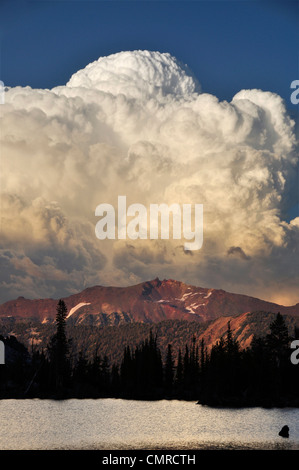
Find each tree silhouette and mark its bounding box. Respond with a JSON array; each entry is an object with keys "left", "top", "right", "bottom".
[
  {"left": 266, "top": 312, "right": 290, "bottom": 365},
  {"left": 3, "top": 309, "right": 299, "bottom": 405},
  {"left": 175, "top": 348, "right": 184, "bottom": 391},
  {"left": 48, "top": 299, "right": 70, "bottom": 393},
  {"left": 164, "top": 344, "right": 174, "bottom": 391}
]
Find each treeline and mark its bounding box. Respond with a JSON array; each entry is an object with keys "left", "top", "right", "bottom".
[
  {"left": 0, "top": 317, "right": 209, "bottom": 367},
  {"left": 1, "top": 300, "right": 299, "bottom": 406},
  {"left": 198, "top": 315, "right": 299, "bottom": 407}
]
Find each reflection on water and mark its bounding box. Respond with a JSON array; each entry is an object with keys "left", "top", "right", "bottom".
[{"left": 0, "top": 399, "right": 298, "bottom": 450}]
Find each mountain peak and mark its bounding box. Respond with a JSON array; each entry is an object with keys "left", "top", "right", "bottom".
[{"left": 0, "top": 279, "right": 298, "bottom": 325}]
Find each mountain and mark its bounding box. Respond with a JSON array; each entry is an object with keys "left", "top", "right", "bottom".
[{"left": 0, "top": 277, "right": 298, "bottom": 325}]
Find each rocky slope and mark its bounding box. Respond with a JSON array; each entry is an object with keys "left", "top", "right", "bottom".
[{"left": 0, "top": 278, "right": 298, "bottom": 325}]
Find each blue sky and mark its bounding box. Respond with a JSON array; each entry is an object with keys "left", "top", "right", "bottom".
[{"left": 0, "top": 0, "right": 298, "bottom": 105}]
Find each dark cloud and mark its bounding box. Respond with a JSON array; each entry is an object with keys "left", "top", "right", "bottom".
[{"left": 227, "top": 246, "right": 251, "bottom": 261}]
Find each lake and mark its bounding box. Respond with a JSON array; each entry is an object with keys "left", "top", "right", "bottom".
[{"left": 0, "top": 399, "right": 298, "bottom": 450}]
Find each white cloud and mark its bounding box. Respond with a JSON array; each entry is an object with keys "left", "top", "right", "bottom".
[
  {"left": 0, "top": 50, "right": 298, "bottom": 304},
  {"left": 66, "top": 50, "right": 200, "bottom": 100}
]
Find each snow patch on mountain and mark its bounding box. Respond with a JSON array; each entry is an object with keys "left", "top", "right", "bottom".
[
  {"left": 67, "top": 302, "right": 91, "bottom": 318},
  {"left": 204, "top": 291, "right": 213, "bottom": 299}
]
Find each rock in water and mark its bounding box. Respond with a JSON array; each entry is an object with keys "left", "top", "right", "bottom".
[{"left": 278, "top": 425, "right": 289, "bottom": 438}]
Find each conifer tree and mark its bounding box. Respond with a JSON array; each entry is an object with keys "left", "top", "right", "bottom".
[
  {"left": 175, "top": 348, "right": 184, "bottom": 388},
  {"left": 48, "top": 299, "right": 70, "bottom": 392},
  {"left": 164, "top": 344, "right": 174, "bottom": 390},
  {"left": 200, "top": 338, "right": 206, "bottom": 371},
  {"left": 266, "top": 312, "right": 290, "bottom": 361}
]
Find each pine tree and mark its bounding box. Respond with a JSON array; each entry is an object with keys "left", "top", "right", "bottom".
[
  {"left": 73, "top": 350, "right": 88, "bottom": 384},
  {"left": 48, "top": 299, "right": 70, "bottom": 393},
  {"left": 90, "top": 349, "right": 102, "bottom": 390},
  {"left": 101, "top": 355, "right": 110, "bottom": 392},
  {"left": 120, "top": 346, "right": 133, "bottom": 393},
  {"left": 164, "top": 344, "right": 174, "bottom": 390},
  {"left": 175, "top": 348, "right": 183, "bottom": 388},
  {"left": 111, "top": 364, "right": 120, "bottom": 395},
  {"left": 200, "top": 338, "right": 206, "bottom": 371},
  {"left": 266, "top": 312, "right": 291, "bottom": 394},
  {"left": 225, "top": 321, "right": 239, "bottom": 357},
  {"left": 266, "top": 312, "right": 290, "bottom": 357}
]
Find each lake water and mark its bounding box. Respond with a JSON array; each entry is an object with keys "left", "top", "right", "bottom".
[{"left": 0, "top": 399, "right": 298, "bottom": 450}]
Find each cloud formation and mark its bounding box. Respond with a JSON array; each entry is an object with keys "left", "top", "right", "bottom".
[
  {"left": 1, "top": 50, "right": 298, "bottom": 304},
  {"left": 227, "top": 246, "right": 251, "bottom": 261}
]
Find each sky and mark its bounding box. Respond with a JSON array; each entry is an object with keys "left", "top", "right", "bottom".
[
  {"left": 1, "top": 1, "right": 298, "bottom": 104},
  {"left": 0, "top": 0, "right": 298, "bottom": 305}
]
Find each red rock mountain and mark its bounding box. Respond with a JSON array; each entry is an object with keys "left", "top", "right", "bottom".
[{"left": 1, "top": 278, "right": 298, "bottom": 324}]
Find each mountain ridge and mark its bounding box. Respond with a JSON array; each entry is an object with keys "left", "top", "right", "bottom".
[{"left": 1, "top": 277, "right": 298, "bottom": 325}]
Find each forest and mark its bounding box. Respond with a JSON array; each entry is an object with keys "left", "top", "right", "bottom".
[{"left": 0, "top": 299, "right": 299, "bottom": 407}]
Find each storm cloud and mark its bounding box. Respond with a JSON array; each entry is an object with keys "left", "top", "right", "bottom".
[{"left": 1, "top": 50, "right": 298, "bottom": 304}]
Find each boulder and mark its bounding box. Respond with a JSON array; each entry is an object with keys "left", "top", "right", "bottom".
[{"left": 278, "top": 425, "right": 289, "bottom": 438}]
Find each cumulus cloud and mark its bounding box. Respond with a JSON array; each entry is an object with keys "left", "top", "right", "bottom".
[
  {"left": 67, "top": 50, "right": 200, "bottom": 100},
  {"left": 0, "top": 50, "right": 298, "bottom": 304}
]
